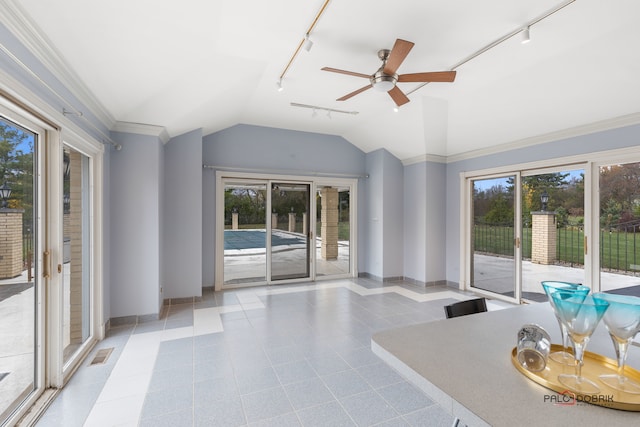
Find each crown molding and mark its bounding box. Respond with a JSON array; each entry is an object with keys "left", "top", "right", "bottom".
[
  {"left": 112, "top": 121, "right": 170, "bottom": 144},
  {"left": 0, "top": 0, "right": 115, "bottom": 129},
  {"left": 446, "top": 112, "right": 640, "bottom": 164},
  {"left": 402, "top": 153, "right": 447, "bottom": 166}
]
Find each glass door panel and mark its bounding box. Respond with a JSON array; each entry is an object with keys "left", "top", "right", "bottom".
[
  {"left": 0, "top": 117, "right": 39, "bottom": 424},
  {"left": 471, "top": 176, "right": 516, "bottom": 297},
  {"left": 62, "top": 146, "right": 92, "bottom": 367},
  {"left": 315, "top": 185, "right": 350, "bottom": 277},
  {"left": 598, "top": 162, "right": 640, "bottom": 296},
  {"left": 223, "top": 182, "right": 267, "bottom": 285},
  {"left": 521, "top": 169, "right": 585, "bottom": 301},
  {"left": 270, "top": 182, "right": 310, "bottom": 281}
]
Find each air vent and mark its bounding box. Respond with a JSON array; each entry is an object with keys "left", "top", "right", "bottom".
[{"left": 89, "top": 348, "right": 114, "bottom": 366}]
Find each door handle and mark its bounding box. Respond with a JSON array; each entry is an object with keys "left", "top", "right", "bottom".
[
  {"left": 584, "top": 236, "right": 588, "bottom": 255},
  {"left": 43, "top": 250, "right": 50, "bottom": 279}
]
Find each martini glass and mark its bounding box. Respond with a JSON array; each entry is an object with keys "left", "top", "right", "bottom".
[
  {"left": 592, "top": 292, "right": 640, "bottom": 394},
  {"left": 541, "top": 281, "right": 590, "bottom": 364},
  {"left": 552, "top": 292, "right": 609, "bottom": 394}
]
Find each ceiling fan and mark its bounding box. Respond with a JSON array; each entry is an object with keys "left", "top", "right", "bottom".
[{"left": 322, "top": 38, "right": 456, "bottom": 107}]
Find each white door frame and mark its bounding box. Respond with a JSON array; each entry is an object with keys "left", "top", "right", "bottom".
[{"left": 215, "top": 170, "right": 357, "bottom": 290}]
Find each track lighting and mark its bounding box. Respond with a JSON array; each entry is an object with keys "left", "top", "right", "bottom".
[
  {"left": 276, "top": 78, "right": 284, "bottom": 92},
  {"left": 303, "top": 33, "right": 314, "bottom": 52},
  {"left": 290, "top": 102, "right": 359, "bottom": 117},
  {"left": 521, "top": 26, "right": 531, "bottom": 44}
]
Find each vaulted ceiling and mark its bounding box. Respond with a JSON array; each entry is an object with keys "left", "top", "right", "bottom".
[{"left": 3, "top": 0, "right": 640, "bottom": 161}]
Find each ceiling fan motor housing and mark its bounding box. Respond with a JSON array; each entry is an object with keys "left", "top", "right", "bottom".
[
  {"left": 371, "top": 49, "right": 397, "bottom": 92},
  {"left": 370, "top": 68, "right": 398, "bottom": 92}
]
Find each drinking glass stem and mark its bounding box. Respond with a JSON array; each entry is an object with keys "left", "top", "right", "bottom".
[
  {"left": 561, "top": 323, "right": 570, "bottom": 351},
  {"left": 573, "top": 342, "right": 585, "bottom": 381},
  {"left": 555, "top": 316, "right": 569, "bottom": 352},
  {"left": 611, "top": 336, "right": 630, "bottom": 382}
]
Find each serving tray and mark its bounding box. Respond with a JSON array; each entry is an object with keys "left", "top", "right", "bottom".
[{"left": 511, "top": 344, "right": 640, "bottom": 411}]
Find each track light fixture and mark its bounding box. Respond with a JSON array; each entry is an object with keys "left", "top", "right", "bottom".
[
  {"left": 276, "top": 78, "right": 284, "bottom": 92},
  {"left": 521, "top": 26, "right": 531, "bottom": 44},
  {"left": 303, "top": 33, "right": 314, "bottom": 52},
  {"left": 290, "top": 102, "right": 358, "bottom": 118}
]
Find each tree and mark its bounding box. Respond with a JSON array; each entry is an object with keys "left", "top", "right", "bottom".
[
  {"left": 0, "top": 120, "right": 34, "bottom": 228},
  {"left": 484, "top": 193, "right": 513, "bottom": 224},
  {"left": 599, "top": 164, "right": 640, "bottom": 224}
]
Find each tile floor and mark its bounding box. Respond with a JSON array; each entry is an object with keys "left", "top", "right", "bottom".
[{"left": 36, "top": 278, "right": 495, "bottom": 427}]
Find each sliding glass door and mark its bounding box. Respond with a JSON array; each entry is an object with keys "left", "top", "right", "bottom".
[
  {"left": 315, "top": 184, "right": 351, "bottom": 277},
  {"left": 222, "top": 179, "right": 310, "bottom": 285},
  {"left": 0, "top": 113, "right": 42, "bottom": 425},
  {"left": 218, "top": 174, "right": 356, "bottom": 288},
  {"left": 470, "top": 175, "right": 517, "bottom": 299},
  {"left": 597, "top": 161, "right": 640, "bottom": 296},
  {"left": 61, "top": 145, "right": 93, "bottom": 368},
  {"left": 270, "top": 182, "right": 310, "bottom": 281},
  {"left": 521, "top": 168, "right": 585, "bottom": 301},
  {"left": 465, "top": 165, "right": 587, "bottom": 303}
]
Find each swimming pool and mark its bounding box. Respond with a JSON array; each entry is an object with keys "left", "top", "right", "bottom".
[{"left": 224, "top": 229, "right": 305, "bottom": 250}]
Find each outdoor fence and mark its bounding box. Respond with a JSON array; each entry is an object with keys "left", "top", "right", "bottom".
[{"left": 474, "top": 219, "right": 640, "bottom": 276}]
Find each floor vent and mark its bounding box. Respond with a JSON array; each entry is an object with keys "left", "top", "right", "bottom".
[{"left": 89, "top": 348, "right": 114, "bottom": 366}]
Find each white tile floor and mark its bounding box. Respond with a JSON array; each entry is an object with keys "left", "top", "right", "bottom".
[{"left": 36, "top": 278, "right": 503, "bottom": 427}]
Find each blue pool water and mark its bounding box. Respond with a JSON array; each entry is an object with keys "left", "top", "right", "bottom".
[{"left": 224, "top": 230, "right": 304, "bottom": 250}]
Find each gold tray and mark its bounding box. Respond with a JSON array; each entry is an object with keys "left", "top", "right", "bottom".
[{"left": 511, "top": 344, "right": 640, "bottom": 411}]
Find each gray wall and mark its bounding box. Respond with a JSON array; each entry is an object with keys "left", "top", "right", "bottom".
[
  {"left": 163, "top": 129, "right": 203, "bottom": 299},
  {"left": 364, "top": 149, "right": 405, "bottom": 279},
  {"left": 403, "top": 162, "right": 426, "bottom": 283},
  {"left": 445, "top": 123, "right": 640, "bottom": 284},
  {"left": 202, "top": 124, "right": 368, "bottom": 285},
  {"left": 425, "top": 161, "right": 447, "bottom": 283},
  {"left": 403, "top": 161, "right": 447, "bottom": 284},
  {"left": 382, "top": 150, "right": 404, "bottom": 278},
  {"left": 109, "top": 132, "right": 164, "bottom": 318}
]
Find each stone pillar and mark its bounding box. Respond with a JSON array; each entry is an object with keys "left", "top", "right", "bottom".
[
  {"left": 532, "top": 211, "right": 556, "bottom": 265},
  {"left": 302, "top": 213, "right": 308, "bottom": 237},
  {"left": 0, "top": 208, "right": 24, "bottom": 279},
  {"left": 288, "top": 212, "right": 296, "bottom": 232},
  {"left": 68, "top": 150, "right": 83, "bottom": 344},
  {"left": 321, "top": 187, "right": 339, "bottom": 260},
  {"left": 232, "top": 212, "right": 239, "bottom": 230},
  {"left": 271, "top": 213, "right": 278, "bottom": 230}
]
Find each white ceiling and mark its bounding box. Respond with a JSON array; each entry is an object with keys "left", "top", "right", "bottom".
[{"left": 5, "top": 0, "right": 640, "bottom": 161}]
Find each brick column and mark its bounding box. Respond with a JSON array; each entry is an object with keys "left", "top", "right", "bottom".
[
  {"left": 320, "top": 187, "right": 338, "bottom": 260},
  {"left": 0, "top": 209, "right": 24, "bottom": 279},
  {"left": 531, "top": 211, "right": 556, "bottom": 265},
  {"left": 288, "top": 212, "right": 296, "bottom": 232},
  {"left": 302, "top": 213, "right": 308, "bottom": 236},
  {"left": 68, "top": 150, "right": 83, "bottom": 345},
  {"left": 232, "top": 211, "right": 239, "bottom": 229}
]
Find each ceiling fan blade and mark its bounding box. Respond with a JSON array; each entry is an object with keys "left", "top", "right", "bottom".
[
  {"left": 337, "top": 84, "right": 373, "bottom": 101},
  {"left": 398, "top": 71, "right": 457, "bottom": 83},
  {"left": 321, "top": 67, "right": 370, "bottom": 79},
  {"left": 388, "top": 86, "right": 410, "bottom": 106},
  {"left": 383, "top": 39, "right": 414, "bottom": 75}
]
